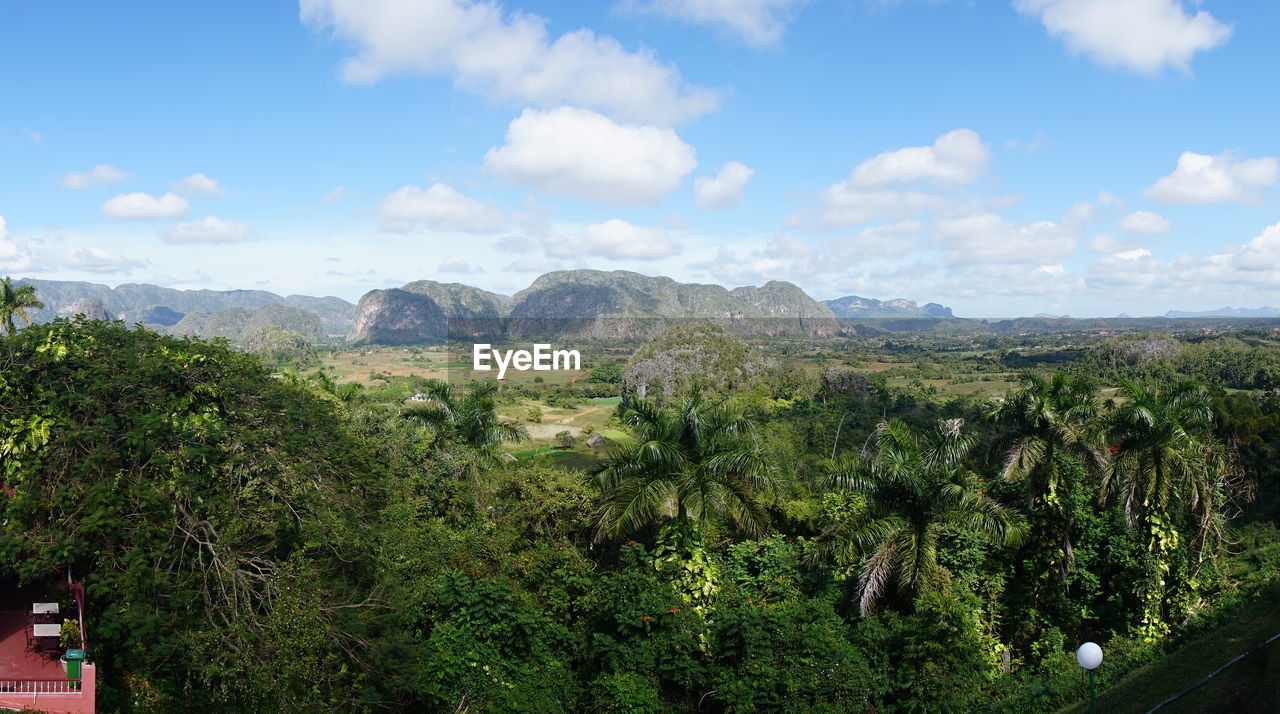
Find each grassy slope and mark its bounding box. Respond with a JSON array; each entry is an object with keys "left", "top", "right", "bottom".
[{"left": 1057, "top": 596, "right": 1280, "bottom": 713}]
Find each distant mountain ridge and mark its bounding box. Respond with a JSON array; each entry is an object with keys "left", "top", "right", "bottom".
[
  {"left": 13, "top": 278, "right": 356, "bottom": 336},
  {"left": 1164, "top": 306, "right": 1280, "bottom": 318},
  {"left": 823, "top": 295, "right": 954, "bottom": 318}
]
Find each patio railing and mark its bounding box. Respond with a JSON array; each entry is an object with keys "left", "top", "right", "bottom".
[{"left": 0, "top": 678, "right": 83, "bottom": 693}]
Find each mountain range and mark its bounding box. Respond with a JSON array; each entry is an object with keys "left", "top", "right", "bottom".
[
  {"left": 23, "top": 274, "right": 1273, "bottom": 347},
  {"left": 1164, "top": 306, "right": 1280, "bottom": 318}
]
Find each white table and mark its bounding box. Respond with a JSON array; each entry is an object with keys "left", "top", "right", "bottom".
[
  {"left": 32, "top": 624, "right": 60, "bottom": 637},
  {"left": 32, "top": 602, "right": 59, "bottom": 615}
]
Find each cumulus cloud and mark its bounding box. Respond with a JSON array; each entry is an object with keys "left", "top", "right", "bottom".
[
  {"left": 935, "top": 212, "right": 1076, "bottom": 266},
  {"left": 542, "top": 219, "right": 680, "bottom": 260},
  {"left": 812, "top": 188, "right": 960, "bottom": 229},
  {"left": 0, "top": 216, "right": 35, "bottom": 271},
  {"left": 162, "top": 216, "right": 252, "bottom": 244},
  {"left": 62, "top": 164, "right": 131, "bottom": 189},
  {"left": 1015, "top": 0, "right": 1232, "bottom": 73},
  {"left": 1087, "top": 223, "right": 1280, "bottom": 296},
  {"left": 490, "top": 235, "right": 537, "bottom": 253},
  {"left": 170, "top": 173, "right": 227, "bottom": 197},
  {"left": 438, "top": 256, "right": 484, "bottom": 274},
  {"left": 504, "top": 257, "right": 562, "bottom": 272},
  {"left": 378, "top": 183, "right": 503, "bottom": 232},
  {"left": 850, "top": 129, "right": 989, "bottom": 187},
  {"left": 694, "top": 161, "right": 754, "bottom": 210},
  {"left": 61, "top": 246, "right": 147, "bottom": 274},
  {"left": 619, "top": 0, "right": 805, "bottom": 46},
  {"left": 485, "top": 107, "right": 697, "bottom": 204},
  {"left": 1144, "top": 151, "right": 1278, "bottom": 204},
  {"left": 1118, "top": 210, "right": 1172, "bottom": 234},
  {"left": 102, "top": 192, "right": 189, "bottom": 219},
  {"left": 324, "top": 186, "right": 346, "bottom": 204},
  {"left": 800, "top": 130, "right": 990, "bottom": 229},
  {"left": 1087, "top": 233, "right": 1141, "bottom": 253},
  {"left": 299, "top": 0, "right": 717, "bottom": 124}
]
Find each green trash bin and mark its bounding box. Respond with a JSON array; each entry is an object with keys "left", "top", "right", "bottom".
[{"left": 65, "top": 648, "right": 85, "bottom": 679}]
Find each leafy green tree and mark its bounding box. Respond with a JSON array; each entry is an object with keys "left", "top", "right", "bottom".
[
  {"left": 0, "top": 319, "right": 386, "bottom": 711},
  {"left": 1103, "top": 380, "right": 1234, "bottom": 638},
  {"left": 812, "top": 418, "right": 1022, "bottom": 614},
  {"left": 0, "top": 276, "right": 44, "bottom": 335},
  {"left": 592, "top": 391, "right": 775, "bottom": 540}
]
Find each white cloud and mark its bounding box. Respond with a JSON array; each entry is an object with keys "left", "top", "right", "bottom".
[
  {"left": 170, "top": 173, "right": 227, "bottom": 197},
  {"left": 504, "top": 257, "right": 561, "bottom": 272},
  {"left": 323, "top": 186, "right": 346, "bottom": 204},
  {"left": 935, "top": 212, "right": 1076, "bottom": 265},
  {"left": 694, "top": 161, "right": 754, "bottom": 210},
  {"left": 62, "top": 164, "right": 131, "bottom": 189},
  {"left": 300, "top": 0, "right": 717, "bottom": 124},
  {"left": 61, "top": 247, "right": 147, "bottom": 274},
  {"left": 1144, "top": 151, "right": 1278, "bottom": 204},
  {"left": 1087, "top": 233, "right": 1140, "bottom": 253},
  {"left": 162, "top": 216, "right": 252, "bottom": 244},
  {"left": 543, "top": 219, "right": 680, "bottom": 260},
  {"left": 378, "top": 183, "right": 503, "bottom": 232},
  {"left": 438, "top": 256, "right": 484, "bottom": 274},
  {"left": 1118, "top": 210, "right": 1172, "bottom": 234},
  {"left": 102, "top": 192, "right": 189, "bottom": 219},
  {"left": 485, "top": 107, "right": 697, "bottom": 204},
  {"left": 1087, "top": 223, "right": 1280, "bottom": 295},
  {"left": 490, "top": 235, "right": 538, "bottom": 253},
  {"left": 620, "top": 0, "right": 805, "bottom": 46},
  {"left": 801, "top": 130, "right": 990, "bottom": 229},
  {"left": 812, "top": 188, "right": 959, "bottom": 229},
  {"left": 0, "top": 216, "right": 35, "bottom": 271},
  {"left": 850, "top": 129, "right": 989, "bottom": 187},
  {"left": 1015, "top": 0, "right": 1232, "bottom": 73}
]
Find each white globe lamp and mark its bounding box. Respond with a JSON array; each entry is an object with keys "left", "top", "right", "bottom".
[{"left": 1077, "top": 642, "right": 1103, "bottom": 712}]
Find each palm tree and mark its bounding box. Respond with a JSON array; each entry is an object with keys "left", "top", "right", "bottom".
[
  {"left": 988, "top": 372, "right": 1105, "bottom": 584},
  {"left": 592, "top": 390, "right": 775, "bottom": 541},
  {"left": 402, "top": 379, "right": 528, "bottom": 462},
  {"left": 0, "top": 277, "right": 44, "bottom": 335},
  {"left": 812, "top": 418, "right": 1022, "bottom": 615},
  {"left": 990, "top": 372, "right": 1105, "bottom": 506},
  {"left": 1104, "top": 380, "right": 1230, "bottom": 638}
]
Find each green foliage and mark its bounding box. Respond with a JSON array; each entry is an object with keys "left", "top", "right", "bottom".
[
  {"left": 3, "top": 316, "right": 1279, "bottom": 712},
  {"left": 812, "top": 418, "right": 1022, "bottom": 614},
  {"left": 593, "top": 391, "right": 776, "bottom": 539},
  {"left": 0, "top": 319, "right": 385, "bottom": 710}
]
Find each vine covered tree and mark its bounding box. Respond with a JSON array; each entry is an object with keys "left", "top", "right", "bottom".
[
  {"left": 988, "top": 371, "right": 1105, "bottom": 613},
  {"left": 1103, "top": 380, "right": 1235, "bottom": 638},
  {"left": 813, "top": 418, "right": 1023, "bottom": 614}
]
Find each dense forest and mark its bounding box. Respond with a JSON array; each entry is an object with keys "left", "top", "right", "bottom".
[{"left": 2, "top": 310, "right": 1279, "bottom": 712}]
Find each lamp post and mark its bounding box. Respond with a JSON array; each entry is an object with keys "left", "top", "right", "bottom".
[{"left": 1077, "top": 642, "right": 1103, "bottom": 713}]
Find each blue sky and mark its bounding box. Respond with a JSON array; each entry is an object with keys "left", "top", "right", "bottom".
[{"left": 1, "top": 0, "right": 1277, "bottom": 316}]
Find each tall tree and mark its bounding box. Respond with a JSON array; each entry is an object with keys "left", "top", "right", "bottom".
[
  {"left": 1103, "top": 380, "right": 1232, "bottom": 638},
  {"left": 592, "top": 391, "right": 775, "bottom": 540},
  {"left": 988, "top": 372, "right": 1104, "bottom": 586},
  {"left": 813, "top": 418, "right": 1022, "bottom": 614},
  {"left": 0, "top": 277, "right": 44, "bottom": 335}
]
